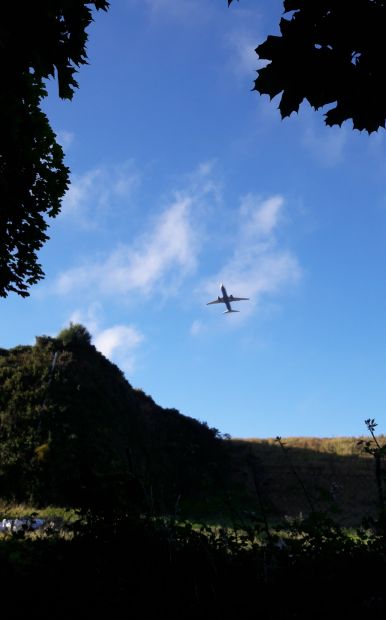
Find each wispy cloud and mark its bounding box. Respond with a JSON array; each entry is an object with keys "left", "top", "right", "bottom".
[
  {"left": 132, "top": 0, "right": 204, "bottom": 22},
  {"left": 240, "top": 193, "right": 283, "bottom": 238},
  {"left": 190, "top": 319, "right": 206, "bottom": 336},
  {"left": 60, "top": 161, "right": 140, "bottom": 227},
  {"left": 202, "top": 193, "right": 301, "bottom": 320},
  {"left": 68, "top": 303, "right": 102, "bottom": 334},
  {"left": 56, "top": 196, "right": 196, "bottom": 298},
  {"left": 223, "top": 2, "right": 269, "bottom": 87},
  {"left": 302, "top": 117, "right": 348, "bottom": 166},
  {"left": 54, "top": 162, "right": 217, "bottom": 300},
  {"left": 57, "top": 130, "right": 75, "bottom": 150},
  {"left": 226, "top": 30, "right": 260, "bottom": 81}
]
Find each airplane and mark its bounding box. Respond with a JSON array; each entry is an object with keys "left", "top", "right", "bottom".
[{"left": 207, "top": 283, "right": 249, "bottom": 314}]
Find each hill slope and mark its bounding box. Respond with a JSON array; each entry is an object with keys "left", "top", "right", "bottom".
[
  {"left": 227, "top": 436, "right": 385, "bottom": 525},
  {"left": 0, "top": 326, "right": 226, "bottom": 514},
  {"left": 0, "top": 325, "right": 384, "bottom": 525}
]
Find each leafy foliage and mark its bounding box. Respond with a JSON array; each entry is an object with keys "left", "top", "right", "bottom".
[
  {"left": 1, "top": 511, "right": 386, "bottom": 617},
  {"left": 357, "top": 418, "right": 386, "bottom": 513},
  {"left": 0, "top": 2, "right": 109, "bottom": 297},
  {"left": 229, "top": 0, "right": 386, "bottom": 133},
  {"left": 57, "top": 322, "right": 92, "bottom": 346}
]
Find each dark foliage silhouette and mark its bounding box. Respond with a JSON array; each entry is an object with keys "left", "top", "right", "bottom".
[
  {"left": 229, "top": 0, "right": 386, "bottom": 133},
  {"left": 0, "top": 1, "right": 109, "bottom": 298}
]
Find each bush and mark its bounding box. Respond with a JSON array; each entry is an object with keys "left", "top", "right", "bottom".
[{"left": 57, "top": 323, "right": 92, "bottom": 347}]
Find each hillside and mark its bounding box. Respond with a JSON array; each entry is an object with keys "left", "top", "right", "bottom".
[
  {"left": 0, "top": 325, "right": 226, "bottom": 515},
  {"left": 0, "top": 325, "right": 384, "bottom": 525},
  {"left": 228, "top": 436, "right": 385, "bottom": 525}
]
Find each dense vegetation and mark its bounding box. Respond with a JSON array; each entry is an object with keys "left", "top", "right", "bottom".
[
  {"left": 1, "top": 511, "right": 386, "bottom": 618},
  {"left": 0, "top": 324, "right": 226, "bottom": 516},
  {"left": 1, "top": 325, "right": 386, "bottom": 617}
]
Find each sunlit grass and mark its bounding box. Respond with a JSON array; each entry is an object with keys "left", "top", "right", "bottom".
[
  {"left": 238, "top": 435, "right": 386, "bottom": 456},
  {"left": 0, "top": 499, "right": 77, "bottom": 520}
]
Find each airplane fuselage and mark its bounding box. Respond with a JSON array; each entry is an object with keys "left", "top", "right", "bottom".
[
  {"left": 219, "top": 284, "right": 241, "bottom": 313},
  {"left": 220, "top": 285, "right": 233, "bottom": 312}
]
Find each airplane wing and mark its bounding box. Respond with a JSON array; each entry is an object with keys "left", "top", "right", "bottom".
[
  {"left": 230, "top": 297, "right": 249, "bottom": 302},
  {"left": 207, "top": 299, "right": 223, "bottom": 305}
]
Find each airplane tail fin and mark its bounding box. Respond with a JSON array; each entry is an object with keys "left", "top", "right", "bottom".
[{"left": 223, "top": 309, "right": 239, "bottom": 314}]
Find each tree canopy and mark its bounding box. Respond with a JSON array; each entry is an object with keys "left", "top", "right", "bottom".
[
  {"left": 229, "top": 0, "right": 386, "bottom": 134},
  {"left": 0, "top": 1, "right": 109, "bottom": 298}
]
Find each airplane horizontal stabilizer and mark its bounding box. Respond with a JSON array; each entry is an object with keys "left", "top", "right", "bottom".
[{"left": 223, "top": 309, "right": 239, "bottom": 314}]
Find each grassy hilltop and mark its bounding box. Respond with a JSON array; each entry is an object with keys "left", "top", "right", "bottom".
[{"left": 228, "top": 435, "right": 385, "bottom": 526}]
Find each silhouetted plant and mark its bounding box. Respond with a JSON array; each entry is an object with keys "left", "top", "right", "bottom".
[
  {"left": 276, "top": 436, "right": 315, "bottom": 513},
  {"left": 358, "top": 418, "right": 386, "bottom": 523}
]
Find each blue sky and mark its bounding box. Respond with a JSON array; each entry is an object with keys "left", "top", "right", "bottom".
[{"left": 3, "top": 0, "right": 386, "bottom": 439}]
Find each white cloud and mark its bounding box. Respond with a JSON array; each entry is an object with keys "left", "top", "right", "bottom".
[
  {"left": 226, "top": 30, "right": 260, "bottom": 79},
  {"left": 95, "top": 325, "right": 143, "bottom": 357},
  {"left": 55, "top": 166, "right": 300, "bottom": 328},
  {"left": 62, "top": 168, "right": 104, "bottom": 218},
  {"left": 94, "top": 325, "right": 144, "bottom": 374},
  {"left": 302, "top": 123, "right": 348, "bottom": 166},
  {"left": 68, "top": 302, "right": 102, "bottom": 334},
  {"left": 240, "top": 194, "right": 283, "bottom": 238},
  {"left": 56, "top": 195, "right": 197, "bottom": 298},
  {"left": 294, "top": 103, "right": 350, "bottom": 165},
  {"left": 215, "top": 251, "right": 301, "bottom": 308},
  {"left": 54, "top": 162, "right": 217, "bottom": 300},
  {"left": 223, "top": 3, "right": 269, "bottom": 85},
  {"left": 117, "top": 195, "right": 197, "bottom": 293},
  {"left": 135, "top": 0, "right": 203, "bottom": 21},
  {"left": 65, "top": 305, "right": 144, "bottom": 375},
  {"left": 60, "top": 161, "right": 140, "bottom": 227},
  {"left": 57, "top": 130, "right": 74, "bottom": 149},
  {"left": 202, "top": 193, "right": 301, "bottom": 321},
  {"left": 190, "top": 319, "right": 206, "bottom": 336}
]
